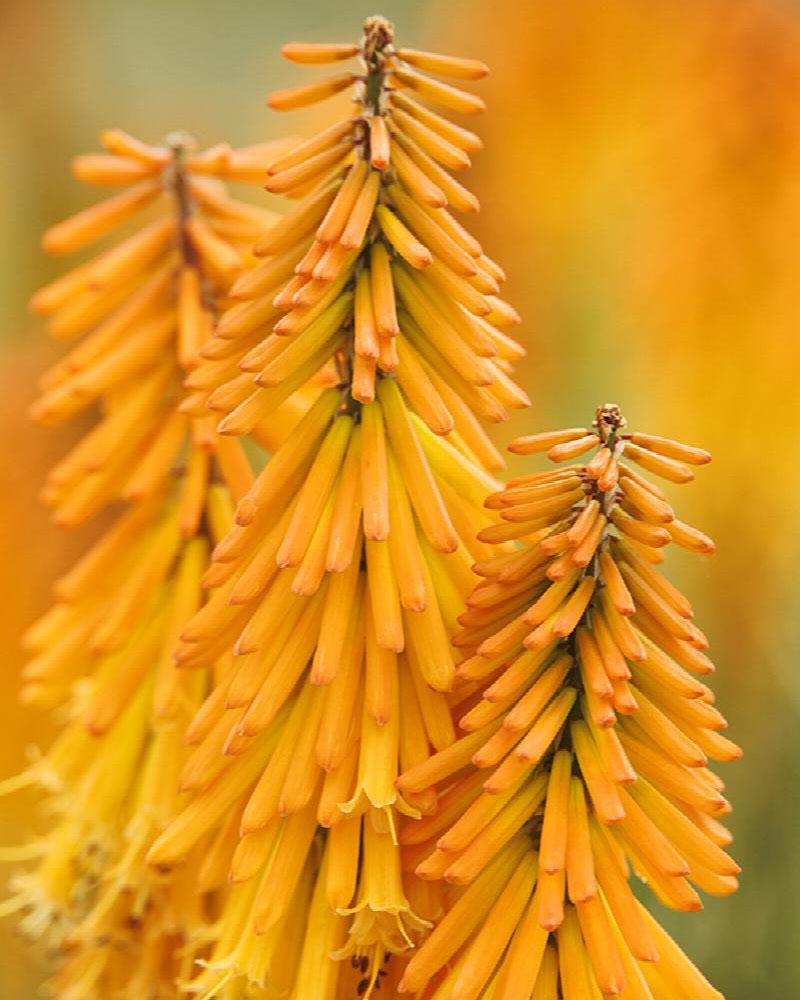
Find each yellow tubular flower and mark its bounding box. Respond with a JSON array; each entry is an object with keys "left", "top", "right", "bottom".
[
  {"left": 398, "top": 404, "right": 739, "bottom": 1000},
  {"left": 0, "top": 131, "right": 297, "bottom": 998},
  {"left": 146, "top": 16, "right": 526, "bottom": 997}
]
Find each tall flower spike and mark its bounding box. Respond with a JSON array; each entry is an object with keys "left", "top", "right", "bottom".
[
  {"left": 146, "top": 17, "right": 527, "bottom": 997},
  {"left": 397, "top": 405, "right": 740, "bottom": 1000},
  {"left": 0, "top": 131, "right": 295, "bottom": 999}
]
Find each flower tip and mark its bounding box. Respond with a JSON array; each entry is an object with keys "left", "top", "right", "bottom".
[
  {"left": 235, "top": 498, "right": 258, "bottom": 525},
  {"left": 28, "top": 402, "right": 50, "bottom": 426},
  {"left": 413, "top": 863, "right": 438, "bottom": 881},
  {"left": 28, "top": 293, "right": 50, "bottom": 316},
  {"left": 40, "top": 232, "right": 62, "bottom": 255},
  {"left": 394, "top": 775, "right": 412, "bottom": 794},
  {"left": 515, "top": 388, "right": 533, "bottom": 408},
  {"left": 144, "top": 841, "right": 169, "bottom": 869}
]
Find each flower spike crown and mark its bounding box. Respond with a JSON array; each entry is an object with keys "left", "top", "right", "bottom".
[
  {"left": 396, "top": 405, "right": 740, "bottom": 1000},
  {"left": 144, "top": 16, "right": 530, "bottom": 997},
  {"left": 0, "top": 130, "right": 295, "bottom": 997}
]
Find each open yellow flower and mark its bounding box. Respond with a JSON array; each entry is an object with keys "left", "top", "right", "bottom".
[
  {"left": 397, "top": 404, "right": 739, "bottom": 999},
  {"left": 146, "top": 16, "right": 527, "bottom": 996}
]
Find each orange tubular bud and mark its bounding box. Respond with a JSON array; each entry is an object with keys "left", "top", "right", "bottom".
[
  {"left": 624, "top": 440, "right": 694, "bottom": 483},
  {"left": 393, "top": 65, "right": 487, "bottom": 114},
  {"left": 264, "top": 139, "right": 352, "bottom": 194},
  {"left": 375, "top": 205, "right": 432, "bottom": 268},
  {"left": 42, "top": 179, "right": 162, "bottom": 253},
  {"left": 267, "top": 119, "right": 356, "bottom": 176},
  {"left": 668, "top": 518, "right": 716, "bottom": 554},
  {"left": 509, "top": 428, "right": 589, "bottom": 455},
  {"left": 539, "top": 749, "right": 573, "bottom": 873},
  {"left": 629, "top": 432, "right": 712, "bottom": 466},
  {"left": 370, "top": 241, "right": 399, "bottom": 336},
  {"left": 369, "top": 115, "right": 391, "bottom": 169},
  {"left": 391, "top": 89, "right": 484, "bottom": 152},
  {"left": 565, "top": 777, "right": 596, "bottom": 902},
  {"left": 389, "top": 137, "right": 448, "bottom": 207},
  {"left": 281, "top": 42, "right": 359, "bottom": 64},
  {"left": 100, "top": 128, "right": 170, "bottom": 163},
  {"left": 71, "top": 153, "right": 158, "bottom": 185},
  {"left": 396, "top": 47, "right": 489, "bottom": 80},
  {"left": 267, "top": 72, "right": 355, "bottom": 111},
  {"left": 393, "top": 128, "right": 480, "bottom": 212},
  {"left": 339, "top": 170, "right": 382, "bottom": 249},
  {"left": 598, "top": 550, "right": 635, "bottom": 615},
  {"left": 547, "top": 434, "right": 600, "bottom": 462},
  {"left": 391, "top": 105, "right": 472, "bottom": 170}
]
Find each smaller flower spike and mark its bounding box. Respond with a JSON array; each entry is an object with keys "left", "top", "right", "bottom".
[{"left": 397, "top": 406, "right": 739, "bottom": 1000}]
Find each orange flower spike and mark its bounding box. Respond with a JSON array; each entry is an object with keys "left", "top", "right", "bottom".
[
  {"left": 9, "top": 128, "right": 286, "bottom": 999},
  {"left": 399, "top": 403, "right": 735, "bottom": 999},
  {"left": 132, "top": 16, "right": 526, "bottom": 997}
]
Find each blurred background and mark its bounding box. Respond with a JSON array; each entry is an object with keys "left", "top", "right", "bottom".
[{"left": 1, "top": 0, "right": 797, "bottom": 995}]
